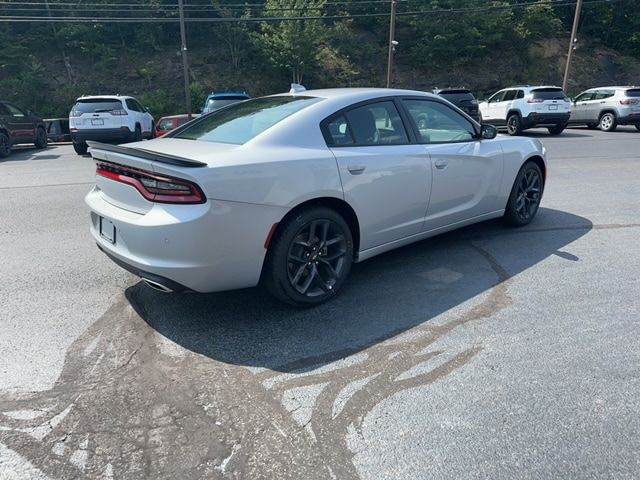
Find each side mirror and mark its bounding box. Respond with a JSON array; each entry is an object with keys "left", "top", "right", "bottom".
[{"left": 480, "top": 124, "right": 497, "bottom": 140}]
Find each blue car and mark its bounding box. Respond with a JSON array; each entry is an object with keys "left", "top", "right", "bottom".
[{"left": 201, "top": 92, "right": 250, "bottom": 114}]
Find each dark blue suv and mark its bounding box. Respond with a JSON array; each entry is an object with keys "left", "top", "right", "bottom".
[{"left": 201, "top": 92, "right": 250, "bottom": 115}]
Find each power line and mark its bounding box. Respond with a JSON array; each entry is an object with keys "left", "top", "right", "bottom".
[{"left": 0, "top": 0, "right": 625, "bottom": 23}]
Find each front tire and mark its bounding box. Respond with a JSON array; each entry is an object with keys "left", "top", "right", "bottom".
[
  {"left": 504, "top": 161, "right": 544, "bottom": 227},
  {"left": 34, "top": 127, "right": 48, "bottom": 148},
  {"left": 635, "top": 124, "right": 640, "bottom": 131},
  {"left": 599, "top": 112, "right": 617, "bottom": 132},
  {"left": 263, "top": 206, "right": 354, "bottom": 307},
  {"left": 73, "top": 142, "right": 88, "bottom": 155},
  {"left": 506, "top": 113, "right": 523, "bottom": 136},
  {"left": 133, "top": 125, "right": 142, "bottom": 142},
  {"left": 547, "top": 124, "right": 565, "bottom": 135}
]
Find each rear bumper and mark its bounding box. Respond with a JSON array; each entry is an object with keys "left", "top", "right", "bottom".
[
  {"left": 85, "top": 185, "right": 287, "bottom": 293},
  {"left": 522, "top": 112, "right": 570, "bottom": 128},
  {"left": 617, "top": 113, "right": 640, "bottom": 125},
  {"left": 72, "top": 128, "right": 134, "bottom": 144}
]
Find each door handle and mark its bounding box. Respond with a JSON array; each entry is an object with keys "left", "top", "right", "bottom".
[
  {"left": 347, "top": 165, "right": 366, "bottom": 175},
  {"left": 600, "top": 101, "right": 606, "bottom": 104},
  {"left": 434, "top": 159, "right": 448, "bottom": 169}
]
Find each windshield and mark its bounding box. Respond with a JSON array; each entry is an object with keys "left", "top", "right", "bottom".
[
  {"left": 531, "top": 88, "right": 567, "bottom": 100},
  {"left": 173, "top": 96, "right": 322, "bottom": 145},
  {"left": 73, "top": 99, "right": 124, "bottom": 114},
  {"left": 438, "top": 90, "right": 477, "bottom": 104}
]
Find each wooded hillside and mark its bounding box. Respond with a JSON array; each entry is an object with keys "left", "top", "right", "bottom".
[{"left": 1, "top": 0, "right": 639, "bottom": 117}]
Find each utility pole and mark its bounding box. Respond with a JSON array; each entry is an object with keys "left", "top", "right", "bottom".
[
  {"left": 386, "top": 0, "right": 398, "bottom": 88},
  {"left": 178, "top": 0, "right": 192, "bottom": 119},
  {"left": 562, "top": 0, "right": 583, "bottom": 93}
]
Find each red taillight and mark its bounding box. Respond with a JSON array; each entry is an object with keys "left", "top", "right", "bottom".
[
  {"left": 69, "top": 110, "right": 80, "bottom": 117},
  {"left": 96, "top": 161, "right": 205, "bottom": 204},
  {"left": 110, "top": 109, "right": 129, "bottom": 116},
  {"left": 620, "top": 98, "right": 639, "bottom": 105}
]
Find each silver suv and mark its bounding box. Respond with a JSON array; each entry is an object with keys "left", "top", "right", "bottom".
[
  {"left": 479, "top": 85, "right": 571, "bottom": 136},
  {"left": 568, "top": 86, "right": 640, "bottom": 132}
]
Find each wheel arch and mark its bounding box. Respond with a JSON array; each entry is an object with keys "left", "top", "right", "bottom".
[
  {"left": 268, "top": 196, "right": 361, "bottom": 257},
  {"left": 599, "top": 109, "right": 617, "bottom": 119},
  {"left": 524, "top": 155, "right": 546, "bottom": 184},
  {"left": 507, "top": 109, "right": 522, "bottom": 119}
]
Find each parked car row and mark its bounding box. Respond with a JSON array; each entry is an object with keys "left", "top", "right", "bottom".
[{"left": 0, "top": 100, "right": 47, "bottom": 158}]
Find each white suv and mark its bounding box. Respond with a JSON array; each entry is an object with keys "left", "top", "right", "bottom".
[
  {"left": 479, "top": 85, "right": 571, "bottom": 135},
  {"left": 69, "top": 95, "right": 155, "bottom": 154}
]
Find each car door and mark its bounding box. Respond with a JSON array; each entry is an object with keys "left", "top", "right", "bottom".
[
  {"left": 325, "top": 99, "right": 432, "bottom": 250},
  {"left": 3, "top": 102, "right": 35, "bottom": 142},
  {"left": 571, "top": 91, "right": 595, "bottom": 122},
  {"left": 482, "top": 90, "right": 507, "bottom": 124},
  {"left": 400, "top": 98, "right": 504, "bottom": 230}
]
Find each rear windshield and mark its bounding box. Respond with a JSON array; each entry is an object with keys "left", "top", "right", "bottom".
[
  {"left": 625, "top": 89, "right": 640, "bottom": 97},
  {"left": 438, "top": 90, "right": 476, "bottom": 103},
  {"left": 205, "top": 98, "right": 248, "bottom": 112},
  {"left": 531, "top": 88, "right": 567, "bottom": 100},
  {"left": 173, "top": 96, "right": 322, "bottom": 145},
  {"left": 73, "top": 99, "right": 123, "bottom": 114}
]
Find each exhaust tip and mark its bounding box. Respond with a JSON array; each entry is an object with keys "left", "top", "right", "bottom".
[{"left": 142, "top": 278, "right": 173, "bottom": 293}]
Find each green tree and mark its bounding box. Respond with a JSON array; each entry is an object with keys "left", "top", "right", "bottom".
[{"left": 255, "top": 0, "right": 328, "bottom": 84}]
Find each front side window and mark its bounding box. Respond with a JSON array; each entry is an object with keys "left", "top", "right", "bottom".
[
  {"left": 173, "top": 96, "right": 322, "bottom": 145},
  {"left": 488, "top": 91, "right": 506, "bottom": 103},
  {"left": 403, "top": 99, "right": 475, "bottom": 144},
  {"left": 575, "top": 91, "right": 595, "bottom": 102},
  {"left": 5, "top": 103, "right": 25, "bottom": 117},
  {"left": 503, "top": 90, "right": 517, "bottom": 101}
]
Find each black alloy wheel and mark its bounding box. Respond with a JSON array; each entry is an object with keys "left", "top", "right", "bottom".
[
  {"left": 506, "top": 114, "right": 522, "bottom": 136},
  {"left": 34, "top": 127, "right": 48, "bottom": 149},
  {"left": 504, "top": 162, "right": 543, "bottom": 226},
  {"left": 0, "top": 132, "right": 10, "bottom": 158},
  {"left": 264, "top": 206, "right": 353, "bottom": 307}
]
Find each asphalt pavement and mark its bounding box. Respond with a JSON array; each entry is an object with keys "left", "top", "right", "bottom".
[{"left": 0, "top": 127, "right": 638, "bottom": 479}]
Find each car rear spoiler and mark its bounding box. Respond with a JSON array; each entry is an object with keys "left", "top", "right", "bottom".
[{"left": 86, "top": 141, "right": 207, "bottom": 168}]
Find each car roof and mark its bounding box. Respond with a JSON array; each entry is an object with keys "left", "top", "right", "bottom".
[
  {"left": 206, "top": 92, "right": 250, "bottom": 99},
  {"left": 75, "top": 95, "right": 135, "bottom": 101},
  {"left": 271, "top": 87, "right": 434, "bottom": 101},
  {"left": 587, "top": 86, "right": 639, "bottom": 90},
  {"left": 158, "top": 114, "right": 198, "bottom": 120}
]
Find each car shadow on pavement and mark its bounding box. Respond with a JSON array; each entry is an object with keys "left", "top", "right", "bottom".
[
  {"left": 127, "top": 207, "right": 592, "bottom": 374},
  {"left": 1, "top": 146, "right": 62, "bottom": 162}
]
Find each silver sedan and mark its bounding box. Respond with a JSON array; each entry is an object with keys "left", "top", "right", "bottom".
[{"left": 85, "top": 88, "right": 547, "bottom": 306}]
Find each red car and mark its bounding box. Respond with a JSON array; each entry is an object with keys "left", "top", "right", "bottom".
[{"left": 155, "top": 114, "right": 197, "bottom": 137}]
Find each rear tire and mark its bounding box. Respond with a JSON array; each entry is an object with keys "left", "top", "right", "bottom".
[
  {"left": 73, "top": 142, "right": 88, "bottom": 155},
  {"left": 506, "top": 113, "right": 523, "bottom": 136},
  {"left": 504, "top": 161, "right": 544, "bottom": 227},
  {"left": 635, "top": 124, "right": 640, "bottom": 131},
  {"left": 547, "top": 124, "right": 565, "bottom": 135},
  {"left": 263, "top": 206, "right": 354, "bottom": 307},
  {"left": 133, "top": 125, "right": 142, "bottom": 142},
  {"left": 34, "top": 127, "right": 48, "bottom": 148},
  {"left": 599, "top": 112, "right": 617, "bottom": 132},
  {"left": 148, "top": 122, "right": 155, "bottom": 139},
  {"left": 0, "top": 132, "right": 10, "bottom": 158}
]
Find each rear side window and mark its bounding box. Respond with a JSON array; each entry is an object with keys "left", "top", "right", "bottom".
[
  {"left": 625, "top": 89, "right": 640, "bottom": 98},
  {"left": 73, "top": 99, "right": 124, "bottom": 114},
  {"left": 125, "top": 99, "right": 141, "bottom": 112},
  {"left": 531, "top": 88, "right": 567, "bottom": 100},
  {"left": 173, "top": 96, "right": 322, "bottom": 145},
  {"left": 325, "top": 115, "right": 354, "bottom": 146},
  {"left": 593, "top": 90, "right": 614, "bottom": 100}
]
